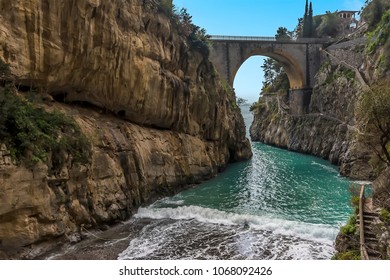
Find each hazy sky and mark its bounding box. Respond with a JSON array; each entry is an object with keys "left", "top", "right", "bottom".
[{"left": 173, "top": 0, "right": 365, "bottom": 102}]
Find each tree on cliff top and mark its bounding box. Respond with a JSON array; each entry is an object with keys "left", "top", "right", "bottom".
[
  {"left": 261, "top": 27, "right": 291, "bottom": 93},
  {"left": 177, "top": 8, "right": 211, "bottom": 56},
  {"left": 275, "top": 27, "right": 292, "bottom": 40},
  {"left": 302, "top": 0, "right": 314, "bottom": 37},
  {"left": 316, "top": 12, "right": 342, "bottom": 37},
  {"left": 362, "top": 0, "right": 390, "bottom": 30},
  {"left": 357, "top": 80, "right": 390, "bottom": 167}
]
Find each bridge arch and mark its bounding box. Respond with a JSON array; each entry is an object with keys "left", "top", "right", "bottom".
[{"left": 231, "top": 47, "right": 305, "bottom": 90}]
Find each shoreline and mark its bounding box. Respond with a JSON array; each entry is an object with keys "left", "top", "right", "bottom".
[{"left": 38, "top": 219, "right": 155, "bottom": 260}]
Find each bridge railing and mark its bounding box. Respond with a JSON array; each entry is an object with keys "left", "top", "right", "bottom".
[
  {"left": 210, "top": 35, "right": 276, "bottom": 41},
  {"left": 210, "top": 35, "right": 330, "bottom": 44},
  {"left": 359, "top": 185, "right": 369, "bottom": 260}
]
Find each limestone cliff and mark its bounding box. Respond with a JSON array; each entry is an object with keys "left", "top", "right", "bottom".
[{"left": 0, "top": 0, "right": 251, "bottom": 259}]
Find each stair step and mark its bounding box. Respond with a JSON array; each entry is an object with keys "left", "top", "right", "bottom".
[
  {"left": 363, "top": 212, "right": 378, "bottom": 217},
  {"left": 367, "top": 250, "right": 380, "bottom": 255},
  {"left": 367, "top": 251, "right": 381, "bottom": 257},
  {"left": 365, "top": 237, "right": 378, "bottom": 242},
  {"left": 366, "top": 247, "right": 380, "bottom": 252},
  {"left": 363, "top": 216, "right": 376, "bottom": 221},
  {"left": 366, "top": 243, "right": 379, "bottom": 250}
]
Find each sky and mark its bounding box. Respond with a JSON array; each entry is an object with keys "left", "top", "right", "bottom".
[{"left": 173, "top": 0, "right": 365, "bottom": 103}]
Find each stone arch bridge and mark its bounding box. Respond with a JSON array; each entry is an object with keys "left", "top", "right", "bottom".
[{"left": 209, "top": 36, "right": 329, "bottom": 115}]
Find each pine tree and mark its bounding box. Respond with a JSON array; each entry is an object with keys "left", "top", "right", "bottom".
[
  {"left": 303, "top": 0, "right": 309, "bottom": 37},
  {"left": 308, "top": 2, "right": 314, "bottom": 37},
  {"left": 302, "top": 1, "right": 314, "bottom": 38}
]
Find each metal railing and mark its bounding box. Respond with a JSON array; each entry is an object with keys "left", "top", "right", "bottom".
[{"left": 359, "top": 185, "right": 369, "bottom": 260}]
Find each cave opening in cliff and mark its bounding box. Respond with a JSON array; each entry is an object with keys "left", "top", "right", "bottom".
[
  {"left": 16, "top": 83, "right": 37, "bottom": 93},
  {"left": 117, "top": 110, "right": 126, "bottom": 118},
  {"left": 50, "top": 90, "right": 108, "bottom": 115},
  {"left": 51, "top": 91, "right": 68, "bottom": 103}
]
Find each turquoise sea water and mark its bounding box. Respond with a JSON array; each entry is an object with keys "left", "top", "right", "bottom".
[{"left": 118, "top": 105, "right": 353, "bottom": 260}]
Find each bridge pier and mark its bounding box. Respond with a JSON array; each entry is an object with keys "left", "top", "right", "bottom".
[{"left": 289, "top": 88, "right": 312, "bottom": 116}]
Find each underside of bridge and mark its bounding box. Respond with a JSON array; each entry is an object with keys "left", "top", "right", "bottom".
[{"left": 235, "top": 49, "right": 305, "bottom": 90}]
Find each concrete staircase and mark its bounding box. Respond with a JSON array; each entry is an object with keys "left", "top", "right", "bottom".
[
  {"left": 357, "top": 196, "right": 382, "bottom": 260},
  {"left": 361, "top": 210, "right": 381, "bottom": 259}
]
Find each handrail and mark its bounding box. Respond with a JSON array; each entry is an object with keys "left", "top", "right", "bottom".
[{"left": 359, "top": 185, "right": 369, "bottom": 260}]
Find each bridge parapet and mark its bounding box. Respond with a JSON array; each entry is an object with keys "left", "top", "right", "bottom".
[
  {"left": 210, "top": 35, "right": 276, "bottom": 42},
  {"left": 210, "top": 35, "right": 330, "bottom": 44}
]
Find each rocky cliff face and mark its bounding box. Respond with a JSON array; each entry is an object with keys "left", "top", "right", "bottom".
[
  {"left": 250, "top": 39, "right": 377, "bottom": 180},
  {"left": 0, "top": 0, "right": 251, "bottom": 259}
]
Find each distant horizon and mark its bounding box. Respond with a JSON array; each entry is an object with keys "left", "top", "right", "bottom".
[{"left": 173, "top": 0, "right": 365, "bottom": 103}]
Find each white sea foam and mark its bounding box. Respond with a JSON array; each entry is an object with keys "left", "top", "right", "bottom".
[
  {"left": 310, "top": 161, "right": 338, "bottom": 173},
  {"left": 134, "top": 205, "right": 337, "bottom": 243},
  {"left": 351, "top": 180, "right": 372, "bottom": 185},
  {"left": 118, "top": 213, "right": 336, "bottom": 260}
]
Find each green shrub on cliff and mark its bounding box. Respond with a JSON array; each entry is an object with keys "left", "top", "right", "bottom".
[
  {"left": 379, "top": 208, "right": 390, "bottom": 224},
  {"left": 356, "top": 80, "right": 390, "bottom": 167},
  {"left": 144, "top": 1, "right": 211, "bottom": 56},
  {"left": 340, "top": 215, "right": 357, "bottom": 235},
  {"left": 261, "top": 58, "right": 290, "bottom": 94},
  {"left": 177, "top": 8, "right": 211, "bottom": 56},
  {"left": 362, "top": 0, "right": 390, "bottom": 31},
  {"left": 0, "top": 59, "right": 10, "bottom": 79},
  {"left": 333, "top": 251, "right": 361, "bottom": 260},
  {"left": 366, "top": 10, "right": 390, "bottom": 75},
  {"left": 316, "top": 12, "right": 342, "bottom": 38},
  {"left": 0, "top": 87, "right": 90, "bottom": 167}
]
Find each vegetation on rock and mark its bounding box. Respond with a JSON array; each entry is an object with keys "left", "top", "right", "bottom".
[
  {"left": 334, "top": 186, "right": 362, "bottom": 260},
  {"left": 315, "top": 12, "right": 342, "bottom": 38},
  {"left": 379, "top": 208, "right": 390, "bottom": 224},
  {"left": 361, "top": 0, "right": 390, "bottom": 31},
  {"left": 366, "top": 8, "right": 390, "bottom": 75},
  {"left": 0, "top": 59, "right": 10, "bottom": 78},
  {"left": 356, "top": 79, "right": 390, "bottom": 168},
  {"left": 261, "top": 58, "right": 290, "bottom": 94},
  {"left": 150, "top": 1, "right": 211, "bottom": 56},
  {"left": 302, "top": 0, "right": 314, "bottom": 38},
  {"left": 0, "top": 85, "right": 91, "bottom": 168}
]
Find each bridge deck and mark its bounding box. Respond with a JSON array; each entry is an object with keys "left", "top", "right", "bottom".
[
  {"left": 210, "top": 35, "right": 329, "bottom": 44},
  {"left": 210, "top": 35, "right": 276, "bottom": 41}
]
